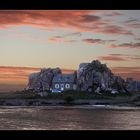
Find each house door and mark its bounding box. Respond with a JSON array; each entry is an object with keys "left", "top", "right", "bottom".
[{"left": 61, "top": 84, "right": 64, "bottom": 91}]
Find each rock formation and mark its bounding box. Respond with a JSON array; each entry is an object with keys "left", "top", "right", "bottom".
[
  {"left": 27, "top": 67, "right": 61, "bottom": 92},
  {"left": 77, "top": 60, "right": 127, "bottom": 93},
  {"left": 27, "top": 60, "right": 140, "bottom": 95},
  {"left": 125, "top": 78, "right": 140, "bottom": 93}
]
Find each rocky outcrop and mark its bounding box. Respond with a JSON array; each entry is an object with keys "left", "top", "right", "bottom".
[
  {"left": 77, "top": 60, "right": 127, "bottom": 93},
  {"left": 27, "top": 68, "right": 61, "bottom": 92},
  {"left": 125, "top": 78, "right": 140, "bottom": 93},
  {"left": 27, "top": 60, "right": 140, "bottom": 95}
]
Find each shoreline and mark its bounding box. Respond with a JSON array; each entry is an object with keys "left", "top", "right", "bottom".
[
  {"left": 0, "top": 98, "right": 140, "bottom": 110},
  {"left": 0, "top": 98, "right": 135, "bottom": 106},
  {"left": 1, "top": 91, "right": 140, "bottom": 107},
  {"left": 0, "top": 104, "right": 140, "bottom": 111}
]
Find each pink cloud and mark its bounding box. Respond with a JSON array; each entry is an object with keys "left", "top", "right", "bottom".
[
  {"left": 136, "top": 37, "right": 140, "bottom": 41},
  {"left": 48, "top": 36, "right": 77, "bottom": 43},
  {"left": 83, "top": 39, "right": 106, "bottom": 44},
  {"left": 98, "top": 54, "right": 140, "bottom": 61},
  {"left": 104, "top": 11, "right": 123, "bottom": 16},
  {"left": 48, "top": 36, "right": 64, "bottom": 43},
  {"left": 0, "top": 11, "right": 133, "bottom": 36},
  {"left": 98, "top": 55, "right": 126, "bottom": 61},
  {"left": 83, "top": 38, "right": 115, "bottom": 44},
  {"left": 126, "top": 23, "right": 140, "bottom": 28},
  {"left": 100, "top": 25, "right": 133, "bottom": 35},
  {"left": 108, "top": 43, "right": 140, "bottom": 49}
]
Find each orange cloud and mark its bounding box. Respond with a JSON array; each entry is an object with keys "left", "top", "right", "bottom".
[
  {"left": 0, "top": 66, "right": 40, "bottom": 75},
  {"left": 62, "top": 69, "right": 75, "bottom": 74},
  {"left": 0, "top": 10, "right": 133, "bottom": 36},
  {"left": 98, "top": 54, "right": 126, "bottom": 61},
  {"left": 111, "top": 66, "right": 140, "bottom": 80},
  {"left": 0, "top": 84, "right": 26, "bottom": 92},
  {"left": 48, "top": 36, "right": 65, "bottom": 43},
  {"left": 111, "top": 66, "right": 140, "bottom": 73},
  {"left": 0, "top": 66, "right": 41, "bottom": 86}
]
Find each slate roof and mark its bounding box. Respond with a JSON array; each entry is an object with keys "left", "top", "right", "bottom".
[{"left": 52, "top": 73, "right": 75, "bottom": 83}]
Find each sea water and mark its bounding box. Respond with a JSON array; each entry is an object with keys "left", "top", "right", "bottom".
[{"left": 0, "top": 106, "right": 140, "bottom": 130}]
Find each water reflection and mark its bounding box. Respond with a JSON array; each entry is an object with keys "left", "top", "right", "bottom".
[{"left": 0, "top": 107, "right": 140, "bottom": 130}]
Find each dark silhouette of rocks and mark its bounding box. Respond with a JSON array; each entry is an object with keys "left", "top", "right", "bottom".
[
  {"left": 77, "top": 60, "right": 123, "bottom": 93},
  {"left": 125, "top": 78, "right": 140, "bottom": 93},
  {"left": 27, "top": 60, "right": 140, "bottom": 95},
  {"left": 27, "top": 67, "right": 61, "bottom": 93}
]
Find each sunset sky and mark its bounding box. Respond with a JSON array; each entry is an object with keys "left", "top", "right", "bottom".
[{"left": 0, "top": 10, "right": 140, "bottom": 92}]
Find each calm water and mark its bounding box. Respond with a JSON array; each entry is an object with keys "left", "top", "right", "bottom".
[{"left": 0, "top": 106, "right": 140, "bottom": 130}]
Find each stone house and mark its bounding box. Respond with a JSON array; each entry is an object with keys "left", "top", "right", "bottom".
[{"left": 51, "top": 73, "right": 77, "bottom": 92}]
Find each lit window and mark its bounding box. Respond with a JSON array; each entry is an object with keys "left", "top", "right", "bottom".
[
  {"left": 65, "top": 84, "right": 70, "bottom": 89},
  {"left": 61, "top": 84, "right": 64, "bottom": 88},
  {"left": 55, "top": 84, "right": 59, "bottom": 89}
]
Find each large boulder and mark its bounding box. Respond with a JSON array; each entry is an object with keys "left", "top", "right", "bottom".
[
  {"left": 77, "top": 60, "right": 127, "bottom": 93},
  {"left": 27, "top": 67, "right": 61, "bottom": 92}
]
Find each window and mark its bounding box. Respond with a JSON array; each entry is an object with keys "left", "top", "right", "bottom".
[
  {"left": 65, "top": 84, "right": 70, "bottom": 89},
  {"left": 55, "top": 84, "right": 59, "bottom": 89},
  {"left": 60, "top": 84, "right": 64, "bottom": 91}
]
